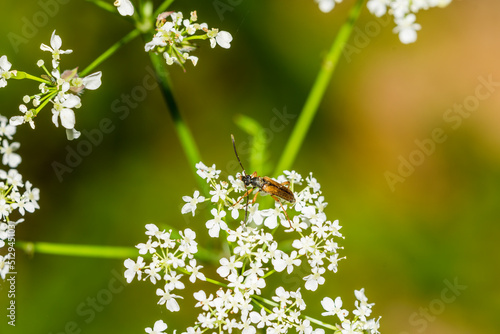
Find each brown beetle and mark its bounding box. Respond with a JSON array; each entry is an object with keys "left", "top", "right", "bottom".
[{"left": 231, "top": 135, "right": 295, "bottom": 226}]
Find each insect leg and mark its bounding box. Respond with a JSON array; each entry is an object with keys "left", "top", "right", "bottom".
[{"left": 232, "top": 188, "right": 254, "bottom": 206}]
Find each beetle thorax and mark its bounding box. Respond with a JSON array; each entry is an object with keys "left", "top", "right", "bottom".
[{"left": 240, "top": 173, "right": 264, "bottom": 188}]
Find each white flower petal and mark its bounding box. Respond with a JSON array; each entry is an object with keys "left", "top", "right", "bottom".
[
  {"left": 60, "top": 108, "right": 75, "bottom": 129},
  {"left": 216, "top": 31, "right": 233, "bottom": 49},
  {"left": 66, "top": 128, "right": 81, "bottom": 141},
  {"left": 82, "top": 72, "right": 102, "bottom": 90},
  {"left": 50, "top": 30, "right": 62, "bottom": 50},
  {"left": 115, "top": 0, "right": 135, "bottom": 16}
]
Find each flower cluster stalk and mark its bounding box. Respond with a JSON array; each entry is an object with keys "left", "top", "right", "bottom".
[{"left": 274, "top": 0, "right": 366, "bottom": 175}]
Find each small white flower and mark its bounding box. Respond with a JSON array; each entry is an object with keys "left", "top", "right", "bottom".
[
  {"left": 217, "top": 255, "right": 243, "bottom": 278},
  {"left": 145, "top": 320, "right": 168, "bottom": 334},
  {"left": 296, "top": 319, "right": 313, "bottom": 334},
  {"left": 272, "top": 250, "right": 301, "bottom": 274},
  {"left": 11, "top": 105, "right": 36, "bottom": 129},
  {"left": 215, "top": 31, "right": 233, "bottom": 49},
  {"left": 367, "top": 0, "right": 390, "bottom": 17},
  {"left": 1, "top": 139, "right": 21, "bottom": 168},
  {"left": 292, "top": 235, "right": 316, "bottom": 255},
  {"left": 261, "top": 207, "right": 281, "bottom": 229},
  {"left": 156, "top": 285, "right": 183, "bottom": 312},
  {"left": 0, "top": 116, "right": 16, "bottom": 139},
  {"left": 193, "top": 290, "right": 213, "bottom": 311},
  {"left": 0, "top": 254, "right": 11, "bottom": 280},
  {"left": 124, "top": 256, "right": 145, "bottom": 283},
  {"left": 321, "top": 296, "right": 349, "bottom": 321},
  {"left": 250, "top": 308, "right": 275, "bottom": 328},
  {"left": 164, "top": 272, "right": 185, "bottom": 291},
  {"left": 145, "top": 223, "right": 163, "bottom": 238},
  {"left": 11, "top": 193, "right": 35, "bottom": 216},
  {"left": 339, "top": 320, "right": 359, "bottom": 334},
  {"left": 114, "top": 0, "right": 134, "bottom": 16},
  {"left": 196, "top": 162, "right": 221, "bottom": 181},
  {"left": 178, "top": 228, "right": 198, "bottom": 256},
  {"left": 136, "top": 237, "right": 159, "bottom": 255},
  {"left": 306, "top": 173, "right": 321, "bottom": 193},
  {"left": 51, "top": 94, "right": 79, "bottom": 132},
  {"left": 206, "top": 208, "right": 228, "bottom": 238},
  {"left": 186, "top": 259, "right": 206, "bottom": 283},
  {"left": 353, "top": 301, "right": 372, "bottom": 321},
  {"left": 304, "top": 266, "right": 326, "bottom": 291},
  {"left": 144, "top": 263, "right": 162, "bottom": 285},
  {"left": 393, "top": 14, "right": 421, "bottom": 44},
  {"left": 315, "top": 0, "right": 343, "bottom": 13},
  {"left": 247, "top": 203, "right": 265, "bottom": 225},
  {"left": 40, "top": 30, "right": 73, "bottom": 68},
  {"left": 181, "top": 190, "right": 205, "bottom": 216},
  {"left": 272, "top": 287, "right": 291, "bottom": 307},
  {"left": 4, "top": 169, "right": 23, "bottom": 189},
  {"left": 0, "top": 55, "right": 13, "bottom": 88},
  {"left": 284, "top": 170, "right": 302, "bottom": 184}
]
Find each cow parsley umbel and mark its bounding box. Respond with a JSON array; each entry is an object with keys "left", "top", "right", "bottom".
[
  {"left": 125, "top": 162, "right": 381, "bottom": 334},
  {"left": 0, "top": 115, "right": 40, "bottom": 280},
  {"left": 145, "top": 11, "right": 233, "bottom": 70},
  {"left": 3, "top": 30, "right": 102, "bottom": 140}
]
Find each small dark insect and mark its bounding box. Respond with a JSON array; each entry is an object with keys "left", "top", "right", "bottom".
[{"left": 231, "top": 134, "right": 295, "bottom": 226}]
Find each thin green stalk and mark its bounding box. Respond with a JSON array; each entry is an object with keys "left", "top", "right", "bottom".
[
  {"left": 85, "top": 0, "right": 116, "bottom": 14},
  {"left": 80, "top": 29, "right": 141, "bottom": 77},
  {"left": 11, "top": 71, "right": 51, "bottom": 84},
  {"left": 303, "top": 315, "right": 338, "bottom": 330},
  {"left": 274, "top": 0, "right": 366, "bottom": 174},
  {"left": 147, "top": 51, "right": 206, "bottom": 193},
  {"left": 16, "top": 241, "right": 137, "bottom": 259}
]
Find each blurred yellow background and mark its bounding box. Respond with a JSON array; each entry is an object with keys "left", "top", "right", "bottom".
[{"left": 0, "top": 0, "right": 499, "bottom": 333}]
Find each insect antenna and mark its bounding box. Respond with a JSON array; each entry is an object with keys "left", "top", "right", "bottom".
[
  {"left": 231, "top": 134, "right": 251, "bottom": 223},
  {"left": 231, "top": 134, "right": 247, "bottom": 176}
]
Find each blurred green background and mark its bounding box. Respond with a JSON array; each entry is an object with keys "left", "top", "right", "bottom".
[{"left": 0, "top": 0, "right": 499, "bottom": 333}]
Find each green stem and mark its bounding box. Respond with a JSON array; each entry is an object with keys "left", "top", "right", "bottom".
[
  {"left": 80, "top": 29, "right": 141, "bottom": 77},
  {"left": 303, "top": 315, "right": 338, "bottom": 330},
  {"left": 85, "top": 0, "right": 117, "bottom": 14},
  {"left": 147, "top": 51, "right": 206, "bottom": 193},
  {"left": 16, "top": 241, "right": 137, "bottom": 259},
  {"left": 11, "top": 71, "right": 51, "bottom": 84},
  {"left": 252, "top": 294, "right": 279, "bottom": 307},
  {"left": 273, "top": 0, "right": 366, "bottom": 174}
]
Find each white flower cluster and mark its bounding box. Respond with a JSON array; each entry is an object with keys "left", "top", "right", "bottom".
[
  {"left": 316, "top": 0, "right": 453, "bottom": 44},
  {"left": 4, "top": 30, "right": 102, "bottom": 140},
  {"left": 145, "top": 11, "right": 233, "bottom": 69},
  {"left": 0, "top": 115, "right": 40, "bottom": 279},
  {"left": 321, "top": 289, "right": 381, "bottom": 333},
  {"left": 126, "top": 162, "right": 380, "bottom": 334},
  {"left": 124, "top": 225, "right": 205, "bottom": 312}
]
